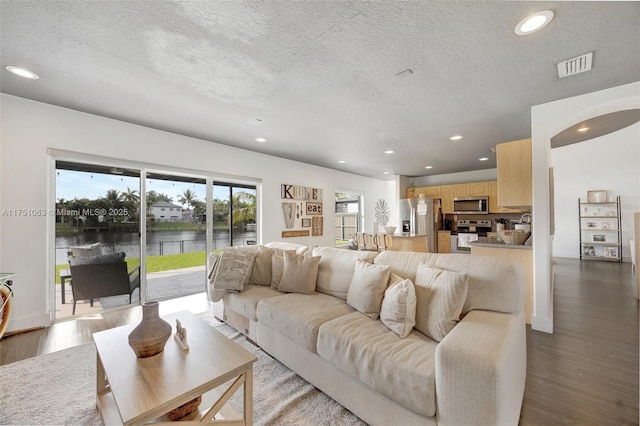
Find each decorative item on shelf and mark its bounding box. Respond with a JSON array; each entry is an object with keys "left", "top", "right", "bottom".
[
  {"left": 174, "top": 319, "right": 189, "bottom": 351},
  {"left": 166, "top": 395, "right": 202, "bottom": 421},
  {"left": 587, "top": 190, "right": 607, "bottom": 203},
  {"left": 128, "top": 301, "right": 172, "bottom": 358}
]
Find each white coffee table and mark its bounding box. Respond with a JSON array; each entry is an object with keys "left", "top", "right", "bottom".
[{"left": 93, "top": 310, "right": 257, "bottom": 425}]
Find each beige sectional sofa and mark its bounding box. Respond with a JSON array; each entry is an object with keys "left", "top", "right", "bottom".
[{"left": 210, "top": 242, "right": 526, "bottom": 426}]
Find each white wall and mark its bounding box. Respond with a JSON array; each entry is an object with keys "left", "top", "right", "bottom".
[
  {"left": 0, "top": 94, "right": 392, "bottom": 332},
  {"left": 531, "top": 81, "right": 640, "bottom": 334},
  {"left": 552, "top": 122, "right": 640, "bottom": 261}
]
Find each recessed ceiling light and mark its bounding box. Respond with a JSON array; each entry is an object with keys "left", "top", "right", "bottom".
[
  {"left": 384, "top": 150, "right": 395, "bottom": 154},
  {"left": 383, "top": 171, "right": 391, "bottom": 175},
  {"left": 449, "top": 135, "right": 463, "bottom": 141},
  {"left": 577, "top": 126, "right": 590, "bottom": 132},
  {"left": 425, "top": 166, "right": 433, "bottom": 169},
  {"left": 254, "top": 137, "right": 267, "bottom": 143},
  {"left": 5, "top": 65, "right": 39, "bottom": 79},
  {"left": 338, "top": 160, "right": 347, "bottom": 164},
  {"left": 515, "top": 10, "right": 554, "bottom": 35},
  {"left": 478, "top": 157, "right": 489, "bottom": 161}
]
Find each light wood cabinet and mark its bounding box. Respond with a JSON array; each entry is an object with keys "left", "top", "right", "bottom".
[
  {"left": 496, "top": 138, "right": 532, "bottom": 208},
  {"left": 437, "top": 231, "right": 451, "bottom": 253},
  {"left": 470, "top": 181, "right": 490, "bottom": 196},
  {"left": 441, "top": 185, "right": 454, "bottom": 214},
  {"left": 407, "top": 185, "right": 442, "bottom": 199},
  {"left": 453, "top": 183, "right": 471, "bottom": 198},
  {"left": 489, "top": 181, "right": 524, "bottom": 213}
]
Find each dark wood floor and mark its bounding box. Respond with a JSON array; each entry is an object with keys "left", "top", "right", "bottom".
[{"left": 1, "top": 259, "right": 638, "bottom": 424}]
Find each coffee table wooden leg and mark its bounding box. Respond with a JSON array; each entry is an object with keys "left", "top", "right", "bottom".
[
  {"left": 96, "top": 353, "right": 108, "bottom": 405},
  {"left": 244, "top": 365, "right": 253, "bottom": 426}
]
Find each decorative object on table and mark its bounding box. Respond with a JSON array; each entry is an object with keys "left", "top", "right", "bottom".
[
  {"left": 384, "top": 226, "right": 396, "bottom": 234},
  {"left": 174, "top": 319, "right": 189, "bottom": 350},
  {"left": 282, "top": 203, "right": 296, "bottom": 228},
  {"left": 128, "top": 301, "right": 172, "bottom": 358},
  {"left": 374, "top": 199, "right": 390, "bottom": 227},
  {"left": 587, "top": 190, "right": 607, "bottom": 203},
  {"left": 498, "top": 230, "right": 530, "bottom": 245},
  {"left": 166, "top": 395, "right": 202, "bottom": 421}
]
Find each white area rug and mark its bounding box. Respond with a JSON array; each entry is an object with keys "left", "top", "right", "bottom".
[{"left": 0, "top": 313, "right": 366, "bottom": 426}]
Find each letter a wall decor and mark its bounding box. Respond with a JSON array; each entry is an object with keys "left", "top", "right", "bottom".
[{"left": 281, "top": 184, "right": 323, "bottom": 238}]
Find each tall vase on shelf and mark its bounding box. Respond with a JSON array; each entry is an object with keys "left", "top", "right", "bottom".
[{"left": 128, "top": 301, "right": 172, "bottom": 358}]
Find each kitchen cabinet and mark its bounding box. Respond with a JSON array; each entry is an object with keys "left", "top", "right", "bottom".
[
  {"left": 496, "top": 138, "right": 532, "bottom": 208},
  {"left": 437, "top": 231, "right": 451, "bottom": 253},
  {"left": 579, "top": 196, "right": 622, "bottom": 262},
  {"left": 489, "top": 181, "right": 525, "bottom": 213},
  {"left": 470, "top": 181, "right": 490, "bottom": 196},
  {"left": 406, "top": 185, "right": 441, "bottom": 199},
  {"left": 441, "top": 185, "right": 454, "bottom": 214},
  {"left": 389, "top": 234, "right": 428, "bottom": 253},
  {"left": 453, "top": 184, "right": 471, "bottom": 198}
]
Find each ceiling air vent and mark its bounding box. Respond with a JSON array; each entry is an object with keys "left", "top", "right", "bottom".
[{"left": 557, "top": 52, "right": 593, "bottom": 78}]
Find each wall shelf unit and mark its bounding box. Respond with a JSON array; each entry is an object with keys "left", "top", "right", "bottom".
[{"left": 579, "top": 196, "right": 622, "bottom": 262}]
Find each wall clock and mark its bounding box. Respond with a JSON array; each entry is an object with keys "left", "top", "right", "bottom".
[{"left": 375, "top": 199, "right": 390, "bottom": 226}]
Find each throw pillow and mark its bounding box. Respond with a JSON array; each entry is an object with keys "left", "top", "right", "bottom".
[
  {"left": 346, "top": 260, "right": 391, "bottom": 320},
  {"left": 69, "top": 251, "right": 125, "bottom": 266},
  {"left": 249, "top": 246, "right": 274, "bottom": 286},
  {"left": 270, "top": 248, "right": 295, "bottom": 289},
  {"left": 414, "top": 265, "right": 469, "bottom": 342},
  {"left": 68, "top": 242, "right": 103, "bottom": 258},
  {"left": 380, "top": 278, "right": 417, "bottom": 338},
  {"left": 278, "top": 251, "right": 321, "bottom": 294}
]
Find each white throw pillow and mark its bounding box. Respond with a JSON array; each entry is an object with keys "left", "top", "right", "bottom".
[
  {"left": 270, "top": 248, "right": 296, "bottom": 289},
  {"left": 380, "top": 278, "right": 417, "bottom": 338},
  {"left": 346, "top": 260, "right": 391, "bottom": 320},
  {"left": 414, "top": 265, "right": 469, "bottom": 342},
  {"left": 278, "top": 251, "right": 321, "bottom": 294}
]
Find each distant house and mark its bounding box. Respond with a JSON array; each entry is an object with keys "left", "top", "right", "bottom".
[{"left": 149, "top": 201, "right": 183, "bottom": 222}]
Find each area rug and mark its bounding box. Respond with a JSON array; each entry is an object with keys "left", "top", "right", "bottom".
[{"left": 0, "top": 313, "right": 366, "bottom": 426}]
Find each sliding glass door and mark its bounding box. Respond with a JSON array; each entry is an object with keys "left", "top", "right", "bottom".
[{"left": 144, "top": 173, "right": 207, "bottom": 302}]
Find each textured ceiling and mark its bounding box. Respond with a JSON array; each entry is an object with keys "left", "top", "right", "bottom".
[{"left": 1, "top": 1, "right": 639, "bottom": 179}]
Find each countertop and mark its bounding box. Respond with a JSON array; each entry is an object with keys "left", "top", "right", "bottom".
[
  {"left": 469, "top": 237, "right": 532, "bottom": 250},
  {"left": 391, "top": 233, "right": 427, "bottom": 238}
]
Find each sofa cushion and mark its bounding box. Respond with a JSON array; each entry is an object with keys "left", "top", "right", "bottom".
[
  {"left": 222, "top": 285, "right": 283, "bottom": 321},
  {"left": 380, "top": 278, "right": 417, "bottom": 338},
  {"left": 312, "top": 246, "right": 378, "bottom": 299},
  {"left": 249, "top": 245, "right": 273, "bottom": 286},
  {"left": 278, "top": 251, "right": 321, "bottom": 294},
  {"left": 68, "top": 242, "right": 103, "bottom": 258},
  {"left": 373, "top": 250, "right": 434, "bottom": 281},
  {"left": 414, "top": 265, "right": 468, "bottom": 342},
  {"left": 346, "top": 260, "right": 391, "bottom": 319},
  {"left": 317, "top": 311, "right": 438, "bottom": 417},
  {"left": 68, "top": 251, "right": 125, "bottom": 266},
  {"left": 427, "top": 254, "right": 524, "bottom": 314},
  {"left": 256, "top": 293, "right": 354, "bottom": 352},
  {"left": 264, "top": 241, "right": 313, "bottom": 255}
]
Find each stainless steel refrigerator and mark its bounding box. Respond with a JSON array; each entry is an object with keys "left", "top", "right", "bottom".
[{"left": 398, "top": 198, "right": 440, "bottom": 253}]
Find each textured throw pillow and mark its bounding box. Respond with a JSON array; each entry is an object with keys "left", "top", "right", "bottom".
[
  {"left": 346, "top": 260, "right": 391, "bottom": 320},
  {"left": 278, "top": 251, "right": 321, "bottom": 294},
  {"left": 69, "top": 251, "right": 125, "bottom": 266},
  {"left": 249, "top": 246, "right": 274, "bottom": 286},
  {"left": 414, "top": 265, "right": 469, "bottom": 342},
  {"left": 380, "top": 278, "right": 417, "bottom": 338},
  {"left": 68, "top": 242, "right": 103, "bottom": 258},
  {"left": 270, "top": 248, "right": 295, "bottom": 289}
]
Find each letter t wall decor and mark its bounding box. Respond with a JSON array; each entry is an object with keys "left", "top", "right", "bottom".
[{"left": 281, "top": 184, "right": 323, "bottom": 238}]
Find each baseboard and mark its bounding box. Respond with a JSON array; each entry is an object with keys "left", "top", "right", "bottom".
[{"left": 531, "top": 315, "right": 553, "bottom": 334}]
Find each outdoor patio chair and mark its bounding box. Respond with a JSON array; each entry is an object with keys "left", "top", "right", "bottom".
[{"left": 68, "top": 253, "right": 140, "bottom": 315}]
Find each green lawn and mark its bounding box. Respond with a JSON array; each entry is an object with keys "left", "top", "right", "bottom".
[{"left": 54, "top": 250, "right": 222, "bottom": 284}]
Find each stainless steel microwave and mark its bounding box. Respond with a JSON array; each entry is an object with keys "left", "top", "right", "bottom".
[{"left": 453, "top": 196, "right": 489, "bottom": 214}]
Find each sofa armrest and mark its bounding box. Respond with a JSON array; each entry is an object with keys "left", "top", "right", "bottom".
[{"left": 435, "top": 309, "right": 526, "bottom": 426}]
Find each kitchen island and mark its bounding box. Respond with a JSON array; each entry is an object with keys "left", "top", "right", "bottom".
[
  {"left": 389, "top": 233, "right": 429, "bottom": 252},
  {"left": 470, "top": 239, "right": 533, "bottom": 324}
]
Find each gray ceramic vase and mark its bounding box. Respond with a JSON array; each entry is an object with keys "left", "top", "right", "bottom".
[{"left": 128, "top": 301, "right": 171, "bottom": 358}]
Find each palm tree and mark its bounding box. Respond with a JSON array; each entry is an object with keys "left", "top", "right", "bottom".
[
  {"left": 102, "top": 189, "right": 123, "bottom": 207},
  {"left": 230, "top": 191, "right": 256, "bottom": 228},
  {"left": 178, "top": 189, "right": 197, "bottom": 211},
  {"left": 122, "top": 187, "right": 139, "bottom": 204}
]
